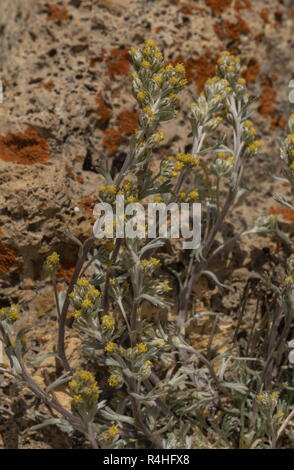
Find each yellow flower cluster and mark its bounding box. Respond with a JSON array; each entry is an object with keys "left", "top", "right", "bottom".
[
  {"left": 45, "top": 252, "right": 60, "bottom": 271},
  {"left": 136, "top": 342, "right": 148, "bottom": 353},
  {"left": 137, "top": 90, "right": 147, "bottom": 102},
  {"left": 108, "top": 375, "right": 120, "bottom": 387},
  {"left": 70, "top": 278, "right": 100, "bottom": 319},
  {"left": 152, "top": 131, "right": 164, "bottom": 145},
  {"left": 215, "top": 152, "right": 235, "bottom": 164},
  {"left": 217, "top": 51, "right": 240, "bottom": 72},
  {"left": 164, "top": 63, "right": 188, "bottom": 88},
  {"left": 130, "top": 40, "right": 163, "bottom": 69},
  {"left": 243, "top": 120, "right": 257, "bottom": 137},
  {"left": 249, "top": 141, "right": 262, "bottom": 153},
  {"left": 101, "top": 315, "right": 115, "bottom": 329},
  {"left": 69, "top": 370, "right": 100, "bottom": 408},
  {"left": 189, "top": 190, "right": 199, "bottom": 200},
  {"left": 0, "top": 305, "right": 20, "bottom": 324},
  {"left": 99, "top": 184, "right": 117, "bottom": 195},
  {"left": 141, "top": 257, "right": 160, "bottom": 269},
  {"left": 176, "top": 153, "right": 200, "bottom": 166},
  {"left": 256, "top": 391, "right": 279, "bottom": 406},
  {"left": 143, "top": 104, "right": 155, "bottom": 122},
  {"left": 162, "top": 280, "right": 172, "bottom": 292},
  {"left": 108, "top": 424, "right": 119, "bottom": 438},
  {"left": 105, "top": 341, "right": 116, "bottom": 352}
]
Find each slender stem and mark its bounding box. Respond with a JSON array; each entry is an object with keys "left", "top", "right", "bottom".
[
  {"left": 276, "top": 407, "right": 294, "bottom": 445},
  {"left": 51, "top": 273, "right": 61, "bottom": 319},
  {"left": 58, "top": 237, "right": 95, "bottom": 372},
  {"left": 102, "top": 238, "right": 122, "bottom": 315}
]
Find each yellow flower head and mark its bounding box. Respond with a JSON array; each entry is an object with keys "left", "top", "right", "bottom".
[
  {"left": 249, "top": 140, "right": 262, "bottom": 152},
  {"left": 0, "top": 307, "right": 6, "bottom": 317},
  {"left": 129, "top": 47, "right": 138, "bottom": 56},
  {"left": 165, "top": 64, "right": 174, "bottom": 73},
  {"left": 141, "top": 59, "right": 151, "bottom": 69},
  {"left": 144, "top": 39, "right": 157, "bottom": 49},
  {"left": 127, "top": 195, "right": 138, "bottom": 203},
  {"left": 136, "top": 343, "right": 148, "bottom": 353},
  {"left": 137, "top": 91, "right": 147, "bottom": 102},
  {"left": 216, "top": 152, "right": 227, "bottom": 159},
  {"left": 175, "top": 63, "right": 185, "bottom": 75},
  {"left": 105, "top": 342, "right": 116, "bottom": 353},
  {"left": 81, "top": 297, "right": 92, "bottom": 309},
  {"left": 77, "top": 277, "right": 90, "bottom": 287},
  {"left": 169, "top": 76, "right": 179, "bottom": 86},
  {"left": 88, "top": 287, "right": 100, "bottom": 298},
  {"left": 174, "top": 162, "right": 184, "bottom": 174},
  {"left": 8, "top": 305, "right": 21, "bottom": 322},
  {"left": 162, "top": 280, "right": 172, "bottom": 292},
  {"left": 189, "top": 190, "right": 199, "bottom": 200},
  {"left": 46, "top": 252, "right": 60, "bottom": 271},
  {"left": 179, "top": 78, "right": 188, "bottom": 87},
  {"left": 108, "top": 376, "right": 120, "bottom": 387},
  {"left": 102, "top": 315, "right": 115, "bottom": 329},
  {"left": 244, "top": 120, "right": 253, "bottom": 127},
  {"left": 152, "top": 131, "right": 164, "bottom": 144},
  {"left": 154, "top": 51, "right": 163, "bottom": 61},
  {"left": 108, "top": 424, "right": 119, "bottom": 438},
  {"left": 69, "top": 370, "right": 100, "bottom": 407},
  {"left": 143, "top": 46, "right": 152, "bottom": 56},
  {"left": 73, "top": 310, "right": 82, "bottom": 319},
  {"left": 220, "top": 50, "right": 231, "bottom": 57}
]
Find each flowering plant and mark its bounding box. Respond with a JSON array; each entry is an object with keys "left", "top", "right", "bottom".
[{"left": 1, "top": 41, "right": 294, "bottom": 449}]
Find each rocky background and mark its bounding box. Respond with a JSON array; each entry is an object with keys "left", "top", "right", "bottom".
[{"left": 0, "top": 0, "right": 294, "bottom": 448}]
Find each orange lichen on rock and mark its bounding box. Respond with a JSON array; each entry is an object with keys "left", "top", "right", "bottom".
[
  {"left": 205, "top": 0, "right": 231, "bottom": 15},
  {"left": 36, "top": 80, "right": 55, "bottom": 91},
  {"left": 259, "top": 9, "right": 271, "bottom": 24},
  {"left": 76, "top": 175, "right": 84, "bottom": 184},
  {"left": 116, "top": 109, "right": 139, "bottom": 135},
  {"left": 186, "top": 55, "right": 216, "bottom": 93},
  {"left": 270, "top": 116, "right": 287, "bottom": 130},
  {"left": 242, "top": 58, "right": 260, "bottom": 83},
  {"left": 47, "top": 4, "right": 69, "bottom": 22},
  {"left": 103, "top": 129, "right": 121, "bottom": 154},
  {"left": 0, "top": 242, "right": 17, "bottom": 274},
  {"left": 0, "top": 127, "right": 50, "bottom": 165},
  {"left": 269, "top": 206, "right": 294, "bottom": 223},
  {"left": 170, "top": 54, "right": 215, "bottom": 92},
  {"left": 105, "top": 48, "right": 130, "bottom": 79},
  {"left": 65, "top": 164, "right": 74, "bottom": 178},
  {"left": 258, "top": 85, "right": 277, "bottom": 118},
  {"left": 235, "top": 0, "right": 251, "bottom": 11},
  {"left": 214, "top": 16, "right": 251, "bottom": 43},
  {"left": 57, "top": 267, "right": 75, "bottom": 284},
  {"left": 96, "top": 92, "right": 112, "bottom": 128},
  {"left": 180, "top": 3, "right": 193, "bottom": 14},
  {"left": 78, "top": 197, "right": 96, "bottom": 216}
]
